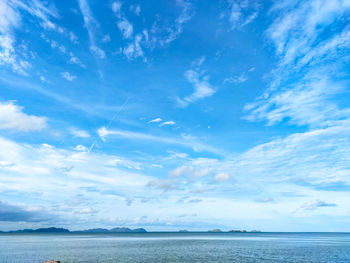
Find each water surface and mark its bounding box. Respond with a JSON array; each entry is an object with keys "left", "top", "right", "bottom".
[{"left": 1, "top": 232, "right": 349, "bottom": 262}]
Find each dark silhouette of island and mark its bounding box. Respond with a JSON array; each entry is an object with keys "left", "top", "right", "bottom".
[{"left": 2, "top": 227, "right": 147, "bottom": 233}]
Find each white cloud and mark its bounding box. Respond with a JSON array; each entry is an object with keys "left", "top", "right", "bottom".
[
  {"left": 0, "top": 135, "right": 154, "bottom": 227},
  {"left": 224, "top": 72, "right": 248, "bottom": 84},
  {"left": 77, "top": 207, "right": 98, "bottom": 214},
  {"left": 69, "top": 53, "right": 85, "bottom": 68},
  {"left": 256, "top": 197, "right": 274, "bottom": 203},
  {"left": 151, "top": 164, "right": 163, "bottom": 168},
  {"left": 299, "top": 200, "right": 337, "bottom": 211},
  {"left": 70, "top": 128, "right": 90, "bottom": 138},
  {"left": 147, "top": 179, "right": 178, "bottom": 191},
  {"left": 245, "top": 0, "right": 350, "bottom": 128},
  {"left": 112, "top": 0, "right": 193, "bottom": 61},
  {"left": 169, "top": 166, "right": 191, "bottom": 177},
  {"left": 90, "top": 45, "right": 106, "bottom": 59},
  {"left": 177, "top": 63, "right": 216, "bottom": 107},
  {"left": 245, "top": 75, "right": 350, "bottom": 127},
  {"left": 112, "top": 1, "right": 122, "bottom": 14},
  {"left": 61, "top": 72, "right": 76, "bottom": 81},
  {"left": 0, "top": 0, "right": 57, "bottom": 74},
  {"left": 69, "top": 31, "right": 78, "bottom": 43},
  {"left": 40, "top": 75, "right": 48, "bottom": 83},
  {"left": 130, "top": 4, "right": 141, "bottom": 16},
  {"left": 102, "top": 35, "right": 111, "bottom": 43},
  {"left": 214, "top": 173, "right": 230, "bottom": 182},
  {"left": 107, "top": 157, "right": 142, "bottom": 170},
  {"left": 123, "top": 34, "right": 144, "bottom": 60},
  {"left": 163, "top": 0, "right": 194, "bottom": 44},
  {"left": 74, "top": 145, "right": 88, "bottom": 152},
  {"left": 112, "top": 1, "right": 143, "bottom": 60},
  {"left": 224, "top": 0, "right": 260, "bottom": 29},
  {"left": 117, "top": 19, "right": 133, "bottom": 39},
  {"left": 160, "top": 121, "right": 176, "bottom": 127},
  {"left": 197, "top": 121, "right": 350, "bottom": 188},
  {"left": 0, "top": 101, "right": 47, "bottom": 132},
  {"left": 148, "top": 118, "right": 162, "bottom": 123},
  {"left": 169, "top": 166, "right": 211, "bottom": 178},
  {"left": 225, "top": 67, "right": 255, "bottom": 84}
]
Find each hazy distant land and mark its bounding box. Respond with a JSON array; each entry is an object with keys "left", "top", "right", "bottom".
[{"left": 0, "top": 227, "right": 261, "bottom": 233}]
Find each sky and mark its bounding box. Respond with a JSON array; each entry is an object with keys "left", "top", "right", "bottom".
[{"left": 0, "top": 0, "right": 350, "bottom": 232}]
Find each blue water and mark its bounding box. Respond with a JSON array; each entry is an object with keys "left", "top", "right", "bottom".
[{"left": 0, "top": 232, "right": 350, "bottom": 262}]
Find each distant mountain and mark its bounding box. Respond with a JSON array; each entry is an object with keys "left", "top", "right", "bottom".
[
  {"left": 1, "top": 227, "right": 147, "bottom": 233},
  {"left": 208, "top": 229, "right": 222, "bottom": 232},
  {"left": 72, "top": 227, "right": 147, "bottom": 233},
  {"left": 9, "top": 227, "right": 69, "bottom": 233},
  {"left": 77, "top": 228, "right": 110, "bottom": 233},
  {"left": 110, "top": 227, "right": 147, "bottom": 233}
]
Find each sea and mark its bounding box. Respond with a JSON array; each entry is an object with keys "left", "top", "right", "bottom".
[{"left": 0, "top": 232, "right": 349, "bottom": 262}]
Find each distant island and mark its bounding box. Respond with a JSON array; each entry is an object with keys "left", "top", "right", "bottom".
[
  {"left": 0, "top": 227, "right": 262, "bottom": 233},
  {"left": 208, "top": 229, "right": 262, "bottom": 233},
  {"left": 8, "top": 227, "right": 69, "bottom": 233},
  {"left": 2, "top": 227, "right": 147, "bottom": 233},
  {"left": 76, "top": 227, "right": 147, "bottom": 233},
  {"left": 208, "top": 229, "right": 223, "bottom": 232},
  {"left": 228, "top": 230, "right": 262, "bottom": 233}
]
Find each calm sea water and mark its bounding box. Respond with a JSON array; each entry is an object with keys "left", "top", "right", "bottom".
[{"left": 0, "top": 232, "right": 350, "bottom": 262}]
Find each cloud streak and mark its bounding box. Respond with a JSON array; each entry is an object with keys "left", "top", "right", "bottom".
[
  {"left": 77, "top": 0, "right": 106, "bottom": 59},
  {"left": 97, "top": 127, "right": 222, "bottom": 155}
]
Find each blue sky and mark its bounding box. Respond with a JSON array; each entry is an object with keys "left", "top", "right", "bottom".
[{"left": 1, "top": 0, "right": 350, "bottom": 231}]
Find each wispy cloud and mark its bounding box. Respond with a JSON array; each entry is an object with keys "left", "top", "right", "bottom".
[
  {"left": 68, "top": 52, "right": 85, "bottom": 68},
  {"left": 69, "top": 31, "right": 78, "bottom": 43},
  {"left": 163, "top": 0, "right": 194, "bottom": 44},
  {"left": 117, "top": 19, "right": 133, "bottom": 39},
  {"left": 159, "top": 121, "right": 176, "bottom": 127},
  {"left": 97, "top": 127, "right": 222, "bottom": 154},
  {"left": 70, "top": 128, "right": 90, "bottom": 138},
  {"left": 214, "top": 172, "right": 230, "bottom": 182},
  {"left": 177, "top": 58, "right": 216, "bottom": 107},
  {"left": 0, "top": 101, "right": 47, "bottom": 132},
  {"left": 111, "top": 0, "right": 194, "bottom": 61},
  {"left": 0, "top": 0, "right": 57, "bottom": 74},
  {"left": 102, "top": 34, "right": 111, "bottom": 43},
  {"left": 223, "top": 0, "right": 260, "bottom": 29},
  {"left": 61, "top": 71, "right": 76, "bottom": 81},
  {"left": 112, "top": 1, "right": 144, "bottom": 60},
  {"left": 0, "top": 135, "right": 154, "bottom": 227},
  {"left": 77, "top": 0, "right": 106, "bottom": 59},
  {"left": 299, "top": 200, "right": 337, "bottom": 211},
  {"left": 130, "top": 4, "right": 141, "bottom": 16},
  {"left": 148, "top": 118, "right": 162, "bottom": 123},
  {"left": 245, "top": 0, "right": 350, "bottom": 128},
  {"left": 147, "top": 179, "right": 178, "bottom": 191},
  {"left": 224, "top": 67, "right": 255, "bottom": 84}
]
